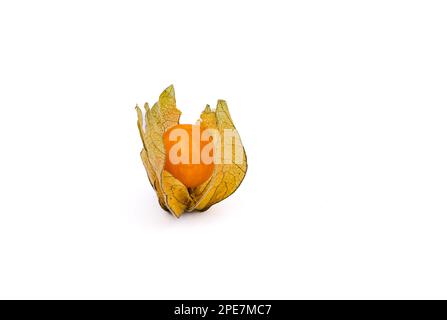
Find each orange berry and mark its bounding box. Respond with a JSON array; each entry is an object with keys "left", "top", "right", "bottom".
[{"left": 163, "top": 124, "right": 214, "bottom": 188}]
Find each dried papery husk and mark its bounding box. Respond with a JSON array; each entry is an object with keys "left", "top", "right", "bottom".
[{"left": 136, "top": 85, "right": 247, "bottom": 217}]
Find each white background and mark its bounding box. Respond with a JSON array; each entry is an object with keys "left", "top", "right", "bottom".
[{"left": 0, "top": 1, "right": 446, "bottom": 299}]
